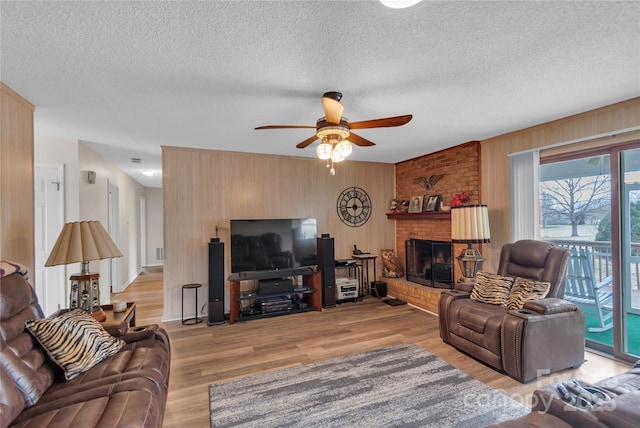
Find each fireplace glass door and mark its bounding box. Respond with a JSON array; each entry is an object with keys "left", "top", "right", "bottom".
[{"left": 406, "top": 239, "right": 453, "bottom": 289}]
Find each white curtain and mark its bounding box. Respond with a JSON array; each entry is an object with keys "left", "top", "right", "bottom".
[{"left": 509, "top": 150, "right": 540, "bottom": 241}]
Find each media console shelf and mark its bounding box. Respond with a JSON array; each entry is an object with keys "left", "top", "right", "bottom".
[{"left": 228, "top": 268, "right": 322, "bottom": 323}]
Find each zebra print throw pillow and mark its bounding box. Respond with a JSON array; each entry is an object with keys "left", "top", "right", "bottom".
[
  {"left": 502, "top": 277, "right": 551, "bottom": 310},
  {"left": 25, "top": 309, "right": 125, "bottom": 381},
  {"left": 470, "top": 271, "right": 514, "bottom": 305}
]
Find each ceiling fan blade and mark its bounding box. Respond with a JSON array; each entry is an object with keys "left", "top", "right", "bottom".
[
  {"left": 255, "top": 125, "right": 316, "bottom": 130},
  {"left": 347, "top": 132, "right": 376, "bottom": 147},
  {"left": 322, "top": 97, "right": 344, "bottom": 125},
  {"left": 296, "top": 135, "right": 319, "bottom": 149},
  {"left": 349, "top": 114, "right": 413, "bottom": 130}
]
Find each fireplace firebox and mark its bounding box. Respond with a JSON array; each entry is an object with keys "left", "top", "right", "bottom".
[{"left": 405, "top": 239, "right": 453, "bottom": 289}]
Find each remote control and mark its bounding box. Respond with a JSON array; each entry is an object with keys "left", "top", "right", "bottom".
[
  {"left": 557, "top": 383, "right": 572, "bottom": 402},
  {"left": 565, "top": 379, "right": 604, "bottom": 407}
]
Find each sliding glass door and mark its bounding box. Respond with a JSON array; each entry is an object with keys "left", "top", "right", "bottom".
[
  {"left": 620, "top": 148, "right": 640, "bottom": 358},
  {"left": 539, "top": 143, "right": 639, "bottom": 361}
]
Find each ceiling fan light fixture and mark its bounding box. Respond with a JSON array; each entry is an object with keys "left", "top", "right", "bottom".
[
  {"left": 331, "top": 147, "right": 346, "bottom": 163},
  {"left": 255, "top": 92, "right": 411, "bottom": 169},
  {"left": 317, "top": 142, "right": 332, "bottom": 160},
  {"left": 336, "top": 140, "right": 352, "bottom": 157},
  {"left": 380, "top": 0, "right": 422, "bottom": 8},
  {"left": 316, "top": 124, "right": 349, "bottom": 140}
]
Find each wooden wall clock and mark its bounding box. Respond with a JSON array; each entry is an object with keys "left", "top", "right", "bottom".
[{"left": 337, "top": 187, "right": 372, "bottom": 227}]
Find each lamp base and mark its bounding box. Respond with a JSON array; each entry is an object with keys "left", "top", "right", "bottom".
[
  {"left": 91, "top": 308, "right": 107, "bottom": 322},
  {"left": 456, "top": 244, "right": 485, "bottom": 281},
  {"left": 70, "top": 272, "right": 102, "bottom": 313}
]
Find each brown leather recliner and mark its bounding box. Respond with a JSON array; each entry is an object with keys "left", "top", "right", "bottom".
[
  {"left": 439, "top": 239, "right": 585, "bottom": 383},
  {"left": 0, "top": 265, "right": 171, "bottom": 427}
]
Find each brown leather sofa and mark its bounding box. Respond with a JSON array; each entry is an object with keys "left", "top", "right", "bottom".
[
  {"left": 0, "top": 267, "right": 171, "bottom": 427},
  {"left": 490, "top": 360, "right": 640, "bottom": 427},
  {"left": 439, "top": 239, "right": 585, "bottom": 383}
]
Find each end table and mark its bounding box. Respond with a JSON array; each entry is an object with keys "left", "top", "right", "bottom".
[{"left": 100, "top": 302, "right": 137, "bottom": 337}]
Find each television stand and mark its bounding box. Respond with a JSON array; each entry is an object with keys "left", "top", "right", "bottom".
[{"left": 228, "top": 269, "right": 321, "bottom": 323}]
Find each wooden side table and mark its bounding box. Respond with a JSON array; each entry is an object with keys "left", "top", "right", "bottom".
[
  {"left": 100, "top": 302, "right": 136, "bottom": 337},
  {"left": 52, "top": 302, "right": 137, "bottom": 337}
]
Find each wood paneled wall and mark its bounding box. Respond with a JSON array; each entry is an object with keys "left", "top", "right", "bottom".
[
  {"left": 161, "top": 147, "right": 395, "bottom": 321},
  {"left": 0, "top": 83, "right": 35, "bottom": 273},
  {"left": 480, "top": 97, "right": 640, "bottom": 272}
]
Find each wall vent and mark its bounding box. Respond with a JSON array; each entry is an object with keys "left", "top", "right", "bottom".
[
  {"left": 155, "top": 247, "right": 164, "bottom": 261},
  {"left": 131, "top": 158, "right": 142, "bottom": 163}
]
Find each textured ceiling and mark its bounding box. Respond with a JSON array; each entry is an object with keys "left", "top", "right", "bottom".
[{"left": 1, "top": 1, "right": 639, "bottom": 188}]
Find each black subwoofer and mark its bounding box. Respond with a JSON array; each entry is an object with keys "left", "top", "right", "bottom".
[
  {"left": 208, "top": 238, "right": 225, "bottom": 325},
  {"left": 317, "top": 234, "right": 336, "bottom": 308},
  {"left": 371, "top": 281, "right": 387, "bottom": 298}
]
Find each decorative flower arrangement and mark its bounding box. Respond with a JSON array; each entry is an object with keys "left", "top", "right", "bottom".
[{"left": 451, "top": 192, "right": 470, "bottom": 207}]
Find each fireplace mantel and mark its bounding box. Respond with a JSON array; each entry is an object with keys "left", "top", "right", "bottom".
[{"left": 386, "top": 212, "right": 450, "bottom": 220}]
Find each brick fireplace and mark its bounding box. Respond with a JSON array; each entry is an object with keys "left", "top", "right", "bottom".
[{"left": 384, "top": 141, "right": 481, "bottom": 312}]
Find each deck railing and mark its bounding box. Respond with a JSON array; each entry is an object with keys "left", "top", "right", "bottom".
[{"left": 549, "top": 239, "right": 640, "bottom": 291}]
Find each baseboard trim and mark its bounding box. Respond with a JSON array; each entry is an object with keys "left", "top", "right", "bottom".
[{"left": 385, "top": 293, "right": 437, "bottom": 317}]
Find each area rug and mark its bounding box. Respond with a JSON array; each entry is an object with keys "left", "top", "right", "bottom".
[{"left": 209, "top": 344, "right": 529, "bottom": 427}]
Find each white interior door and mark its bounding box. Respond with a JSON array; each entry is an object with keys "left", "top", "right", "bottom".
[
  {"left": 140, "top": 195, "right": 146, "bottom": 267},
  {"left": 34, "top": 164, "right": 65, "bottom": 316},
  {"left": 108, "top": 182, "right": 121, "bottom": 292}
]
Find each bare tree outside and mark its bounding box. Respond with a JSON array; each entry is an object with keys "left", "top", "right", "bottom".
[{"left": 540, "top": 175, "right": 610, "bottom": 237}]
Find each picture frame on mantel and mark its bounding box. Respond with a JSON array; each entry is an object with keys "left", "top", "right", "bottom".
[
  {"left": 408, "top": 196, "right": 423, "bottom": 213},
  {"left": 425, "top": 195, "right": 441, "bottom": 212}
]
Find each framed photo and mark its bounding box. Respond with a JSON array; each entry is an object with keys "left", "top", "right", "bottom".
[
  {"left": 408, "top": 196, "right": 423, "bottom": 213},
  {"left": 425, "top": 195, "right": 441, "bottom": 212}
]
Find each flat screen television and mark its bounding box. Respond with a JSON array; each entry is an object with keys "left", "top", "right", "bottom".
[{"left": 230, "top": 218, "right": 318, "bottom": 273}]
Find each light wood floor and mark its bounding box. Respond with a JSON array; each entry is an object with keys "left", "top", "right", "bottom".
[{"left": 115, "top": 271, "right": 633, "bottom": 428}]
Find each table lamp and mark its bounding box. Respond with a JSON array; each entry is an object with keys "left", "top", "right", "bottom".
[
  {"left": 451, "top": 205, "right": 491, "bottom": 281},
  {"left": 45, "top": 221, "right": 123, "bottom": 321}
]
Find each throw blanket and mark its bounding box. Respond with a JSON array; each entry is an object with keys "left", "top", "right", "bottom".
[{"left": 0, "top": 260, "right": 28, "bottom": 277}]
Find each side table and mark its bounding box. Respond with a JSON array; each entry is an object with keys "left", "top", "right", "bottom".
[
  {"left": 100, "top": 302, "right": 137, "bottom": 337},
  {"left": 52, "top": 303, "right": 137, "bottom": 337},
  {"left": 352, "top": 254, "right": 378, "bottom": 297}
]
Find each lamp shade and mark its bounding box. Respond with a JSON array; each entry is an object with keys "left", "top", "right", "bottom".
[
  {"left": 451, "top": 205, "right": 491, "bottom": 244},
  {"left": 317, "top": 142, "right": 332, "bottom": 160},
  {"left": 335, "top": 140, "right": 352, "bottom": 157},
  {"left": 45, "top": 221, "right": 122, "bottom": 267}
]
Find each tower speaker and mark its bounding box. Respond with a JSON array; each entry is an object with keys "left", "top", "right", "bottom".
[
  {"left": 317, "top": 234, "right": 336, "bottom": 308},
  {"left": 208, "top": 238, "right": 225, "bottom": 325}
]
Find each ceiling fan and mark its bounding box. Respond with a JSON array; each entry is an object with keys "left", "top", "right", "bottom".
[{"left": 255, "top": 91, "right": 412, "bottom": 174}]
